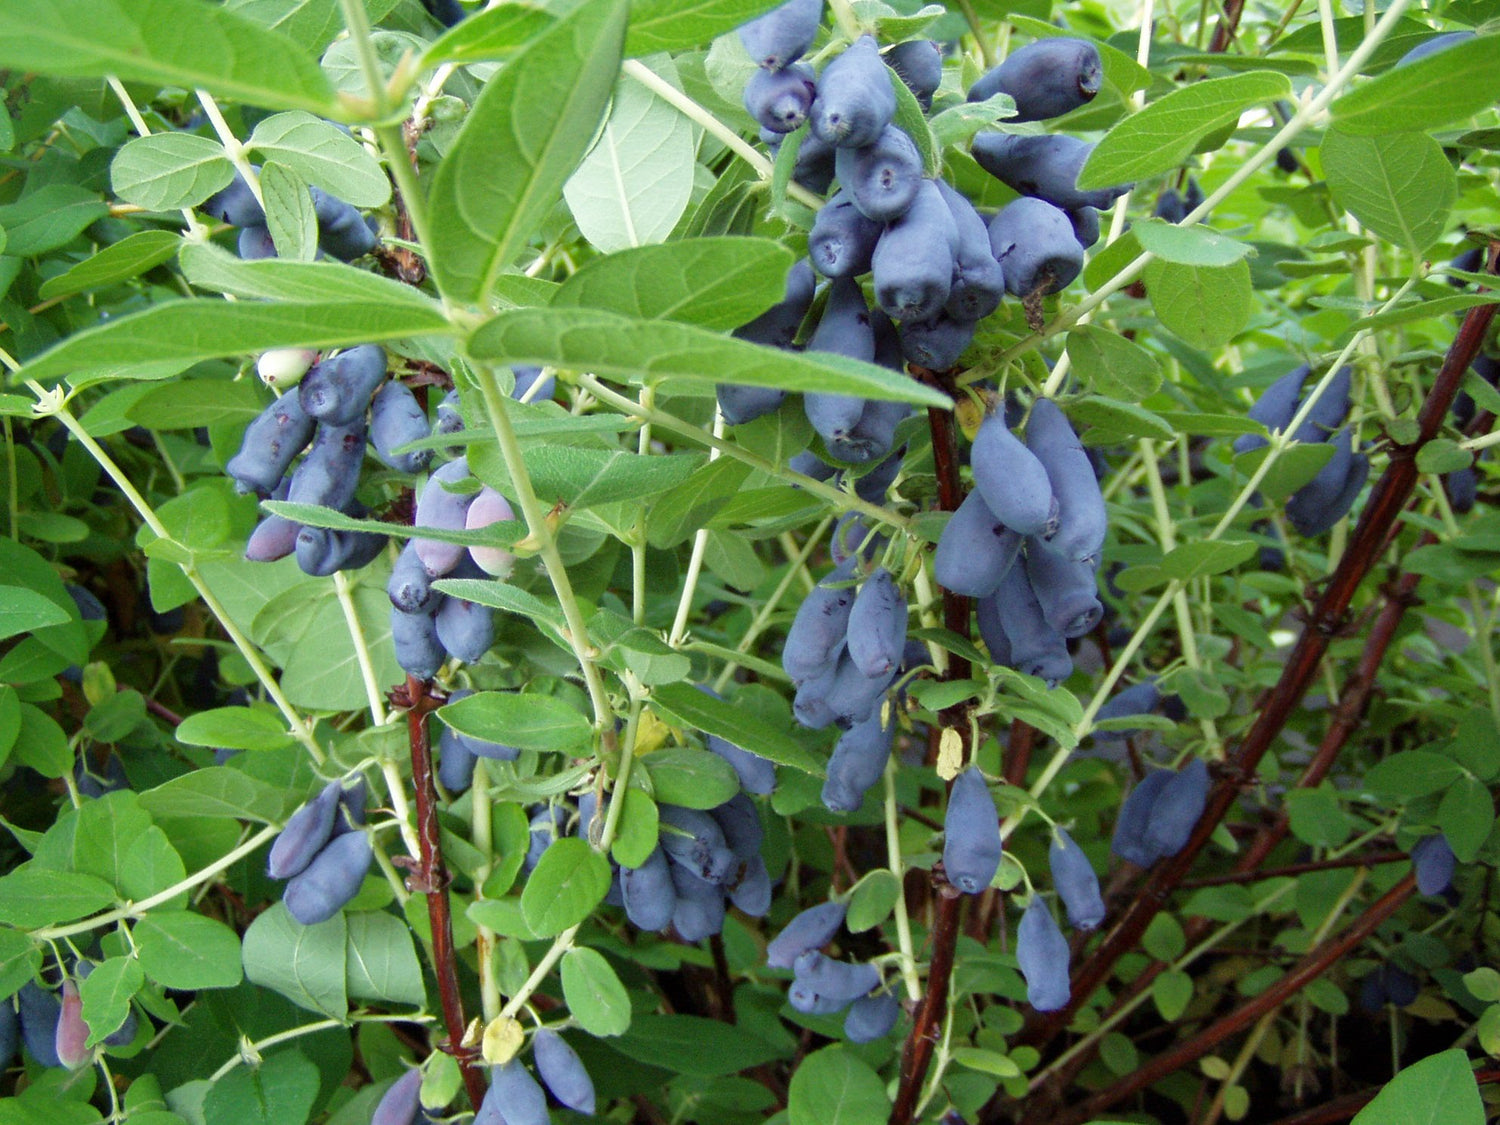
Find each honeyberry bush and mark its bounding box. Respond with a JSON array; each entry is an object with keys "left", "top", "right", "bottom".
[{"left": 1, "top": 0, "right": 1499, "bottom": 1122}]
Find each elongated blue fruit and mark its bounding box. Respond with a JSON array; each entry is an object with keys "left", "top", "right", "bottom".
[
  {"left": 718, "top": 383, "right": 786, "bottom": 426},
  {"left": 993, "top": 563, "right": 1071, "bottom": 686},
  {"left": 836, "top": 124, "right": 923, "bottom": 221},
  {"left": 510, "top": 364, "right": 553, "bottom": 403},
  {"left": 972, "top": 133, "right": 1131, "bottom": 212},
  {"left": 845, "top": 987, "right": 900, "bottom": 1041},
  {"left": 930, "top": 492, "right": 1026, "bottom": 600},
  {"left": 811, "top": 35, "right": 895, "bottom": 148},
  {"left": 898, "top": 311, "right": 976, "bottom": 371},
  {"left": 886, "top": 39, "right": 941, "bottom": 109},
  {"left": 658, "top": 804, "right": 737, "bottom": 885},
  {"left": 1397, "top": 29, "right": 1474, "bottom": 66},
  {"left": 371, "top": 1068, "right": 422, "bottom": 1125},
  {"left": 204, "top": 173, "right": 265, "bottom": 227},
  {"left": 1155, "top": 189, "right": 1186, "bottom": 224},
  {"left": 525, "top": 806, "right": 566, "bottom": 871},
  {"left": 972, "top": 410, "right": 1057, "bottom": 537},
  {"left": 1233, "top": 364, "right": 1310, "bottom": 454},
  {"left": 310, "top": 187, "right": 378, "bottom": 262},
  {"left": 55, "top": 979, "right": 90, "bottom": 1069},
  {"left": 227, "top": 391, "right": 316, "bottom": 497},
  {"left": 298, "top": 345, "right": 387, "bottom": 428},
  {"left": 1412, "top": 834, "right": 1456, "bottom": 896},
  {"left": 245, "top": 512, "right": 300, "bottom": 562},
  {"left": 238, "top": 225, "right": 277, "bottom": 260},
  {"left": 1027, "top": 398, "right": 1106, "bottom": 564},
  {"left": 335, "top": 777, "right": 367, "bottom": 831},
  {"left": 989, "top": 197, "right": 1084, "bottom": 298},
  {"left": 1025, "top": 546, "right": 1102, "bottom": 639},
  {"left": 708, "top": 732, "right": 777, "bottom": 795},
  {"left": 1291, "top": 365, "right": 1352, "bottom": 443},
  {"left": 437, "top": 724, "right": 476, "bottom": 793},
  {"left": 935, "top": 179, "right": 1006, "bottom": 321},
  {"left": 1093, "top": 679, "right": 1160, "bottom": 737},
  {"left": 809, "top": 189, "right": 882, "bottom": 278},
  {"left": 746, "top": 62, "right": 816, "bottom": 133},
  {"left": 477, "top": 1060, "right": 549, "bottom": 1125},
  {"left": 790, "top": 952, "right": 880, "bottom": 1014},
  {"left": 18, "top": 983, "right": 61, "bottom": 1067},
  {"left": 822, "top": 706, "right": 894, "bottom": 812},
  {"left": 420, "top": 0, "right": 466, "bottom": 26},
  {"left": 669, "top": 862, "right": 727, "bottom": 941},
  {"left": 1111, "top": 768, "right": 1172, "bottom": 866},
  {"left": 0, "top": 997, "right": 18, "bottom": 1072},
  {"left": 293, "top": 525, "right": 382, "bottom": 577},
  {"left": 809, "top": 275, "right": 876, "bottom": 362},
  {"left": 790, "top": 449, "right": 837, "bottom": 482},
  {"left": 793, "top": 657, "right": 841, "bottom": 729},
  {"left": 433, "top": 389, "right": 464, "bottom": 454},
  {"left": 1016, "top": 899, "right": 1070, "bottom": 1011},
  {"left": 1048, "top": 827, "right": 1105, "bottom": 930},
  {"left": 284, "top": 830, "right": 372, "bottom": 925},
  {"left": 830, "top": 514, "right": 881, "bottom": 567},
  {"left": 783, "top": 558, "right": 857, "bottom": 682},
  {"left": 830, "top": 399, "right": 909, "bottom": 464},
  {"left": 825, "top": 650, "right": 896, "bottom": 729},
  {"left": 734, "top": 257, "right": 817, "bottom": 350},
  {"left": 872, "top": 180, "right": 956, "bottom": 323},
  {"left": 975, "top": 590, "right": 1013, "bottom": 668},
  {"left": 388, "top": 540, "right": 435, "bottom": 614},
  {"left": 1286, "top": 427, "right": 1355, "bottom": 536},
  {"left": 287, "top": 419, "right": 367, "bottom": 514},
  {"left": 534, "top": 1029, "right": 595, "bottom": 1115},
  {"left": 710, "top": 792, "right": 765, "bottom": 863},
  {"left": 268, "top": 779, "right": 342, "bottom": 879},
  {"left": 943, "top": 766, "right": 1002, "bottom": 894},
  {"left": 1069, "top": 206, "right": 1100, "bottom": 248},
  {"left": 733, "top": 856, "right": 773, "bottom": 916},
  {"left": 622, "top": 845, "right": 677, "bottom": 932},
  {"left": 1447, "top": 464, "right": 1477, "bottom": 514},
  {"left": 414, "top": 457, "right": 474, "bottom": 577},
  {"left": 967, "top": 38, "right": 1102, "bottom": 121},
  {"left": 1142, "top": 758, "right": 1210, "bottom": 859},
  {"left": 369, "top": 380, "right": 432, "bottom": 474},
  {"left": 767, "top": 900, "right": 849, "bottom": 968},
  {"left": 846, "top": 568, "right": 906, "bottom": 678},
  {"left": 391, "top": 602, "right": 446, "bottom": 681},
  {"left": 854, "top": 446, "right": 904, "bottom": 503},
  {"left": 1319, "top": 449, "right": 1369, "bottom": 532},
  {"left": 806, "top": 390, "right": 868, "bottom": 445},
  {"left": 739, "top": 0, "right": 823, "bottom": 70},
  {"left": 436, "top": 595, "right": 493, "bottom": 664}
]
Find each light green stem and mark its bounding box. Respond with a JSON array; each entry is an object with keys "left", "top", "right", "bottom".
[
  {"left": 883, "top": 760, "right": 922, "bottom": 1002},
  {"left": 471, "top": 758, "right": 502, "bottom": 1022},
  {"left": 208, "top": 1012, "right": 435, "bottom": 1082}
]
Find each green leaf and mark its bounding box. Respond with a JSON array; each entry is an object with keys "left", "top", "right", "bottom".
[
  {"left": 430, "top": 577, "right": 564, "bottom": 631},
  {"left": 79, "top": 956, "right": 143, "bottom": 1048},
  {"left": 241, "top": 903, "right": 349, "bottom": 1019},
  {"left": 421, "top": 3, "right": 558, "bottom": 67},
  {"left": 1068, "top": 396, "right": 1174, "bottom": 441},
  {"left": 1363, "top": 750, "right": 1466, "bottom": 800},
  {"left": 203, "top": 1048, "right": 322, "bottom": 1125},
  {"left": 520, "top": 837, "right": 612, "bottom": 937},
  {"left": 1131, "top": 219, "right": 1254, "bottom": 267},
  {"left": 561, "top": 946, "right": 631, "bottom": 1036},
  {"left": 1079, "top": 71, "right": 1291, "bottom": 188},
  {"left": 137, "top": 767, "right": 287, "bottom": 823},
  {"left": 134, "top": 912, "right": 243, "bottom": 990},
  {"left": 471, "top": 444, "right": 703, "bottom": 512},
  {"left": 1332, "top": 36, "right": 1500, "bottom": 136},
  {"left": 788, "top": 1046, "right": 891, "bottom": 1125},
  {"left": 344, "top": 911, "right": 426, "bottom": 1009},
  {"left": 929, "top": 93, "right": 1016, "bottom": 150},
  {"left": 0, "top": 867, "right": 116, "bottom": 928},
  {"left": 37, "top": 231, "right": 182, "bottom": 301},
  {"left": 845, "top": 869, "right": 900, "bottom": 933},
  {"left": 1350, "top": 1049, "right": 1483, "bottom": 1125},
  {"left": 1286, "top": 788, "right": 1353, "bottom": 847},
  {"left": 247, "top": 111, "right": 391, "bottom": 208},
  {"left": 1143, "top": 258, "right": 1252, "bottom": 349},
  {"left": 641, "top": 746, "right": 741, "bottom": 810},
  {"left": 178, "top": 242, "right": 439, "bottom": 309},
  {"left": 126, "top": 378, "right": 266, "bottom": 430},
  {"left": 428, "top": 0, "right": 628, "bottom": 305},
  {"left": 652, "top": 682, "right": 822, "bottom": 775},
  {"left": 564, "top": 57, "right": 696, "bottom": 253},
  {"left": 260, "top": 162, "right": 319, "bottom": 263},
  {"left": 0, "top": 184, "right": 109, "bottom": 257},
  {"left": 626, "top": 0, "right": 777, "bottom": 55},
  {"left": 467, "top": 307, "right": 950, "bottom": 407},
  {"left": 0, "top": 587, "right": 70, "bottom": 641},
  {"left": 0, "top": 928, "right": 41, "bottom": 1002},
  {"left": 17, "top": 298, "right": 450, "bottom": 385},
  {"left": 609, "top": 787, "right": 659, "bottom": 869},
  {"left": 1065, "top": 326, "right": 1162, "bottom": 400},
  {"left": 613, "top": 1013, "right": 789, "bottom": 1075},
  {"left": 1158, "top": 539, "right": 1258, "bottom": 581},
  {"left": 1153, "top": 970, "right": 1193, "bottom": 1021},
  {"left": 1321, "top": 129, "right": 1454, "bottom": 255},
  {"left": 1438, "top": 776, "right": 1493, "bottom": 863},
  {"left": 0, "top": 0, "right": 336, "bottom": 116},
  {"left": 110, "top": 133, "right": 233, "bottom": 211},
  {"left": 175, "top": 707, "right": 295, "bottom": 754},
  {"left": 551, "top": 236, "right": 795, "bottom": 331},
  {"left": 438, "top": 690, "right": 593, "bottom": 754}
]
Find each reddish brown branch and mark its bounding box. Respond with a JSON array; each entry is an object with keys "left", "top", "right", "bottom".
[
  {"left": 391, "top": 674, "right": 487, "bottom": 1112},
  {"left": 1058, "top": 874, "right": 1417, "bottom": 1124},
  {"left": 1176, "top": 849, "right": 1407, "bottom": 889},
  {"left": 1209, "top": 0, "right": 1247, "bottom": 52}
]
